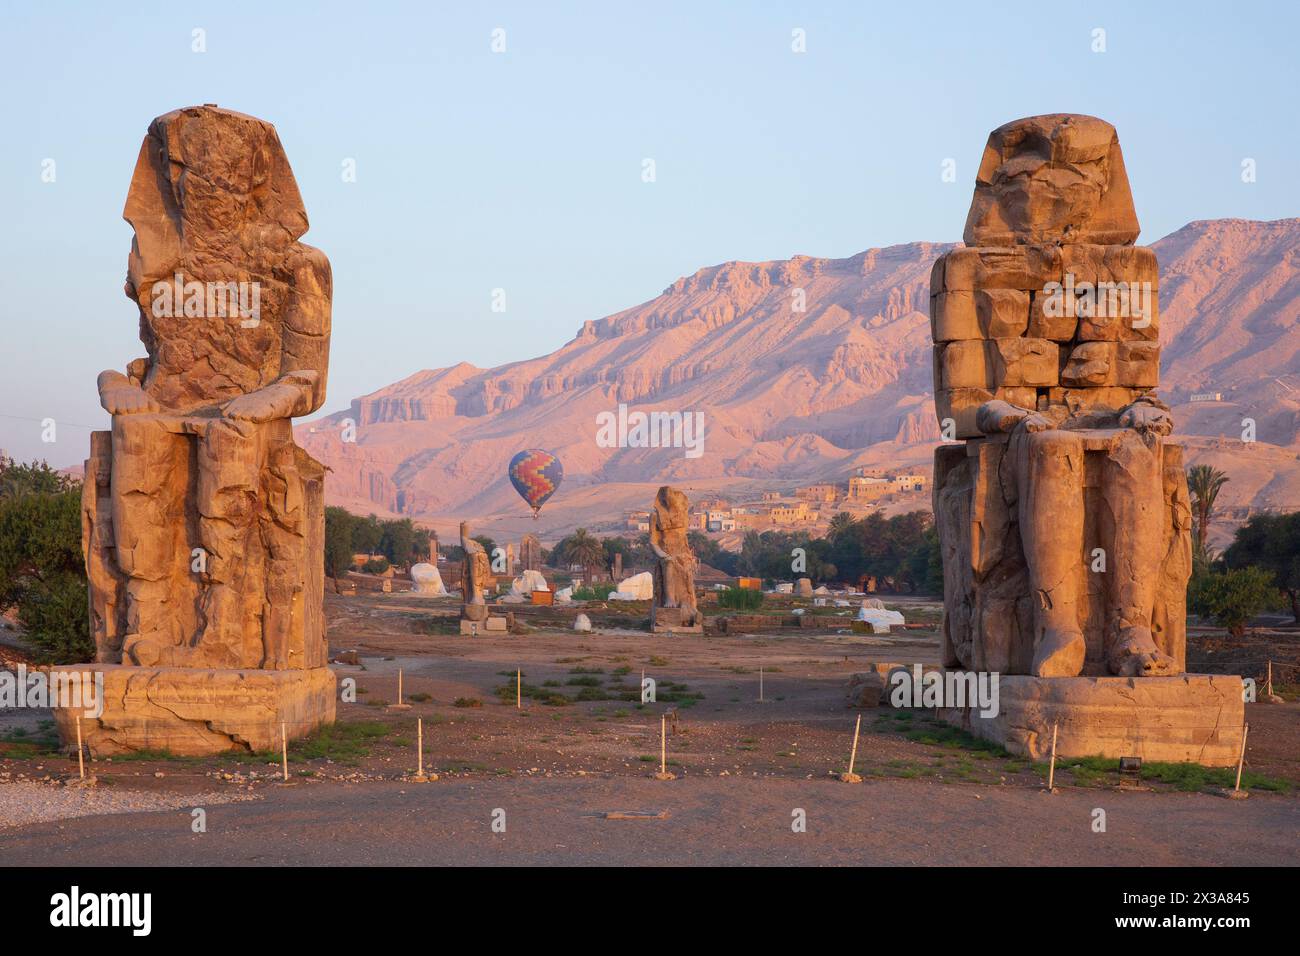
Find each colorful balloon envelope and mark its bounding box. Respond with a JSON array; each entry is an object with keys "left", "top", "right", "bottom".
[{"left": 508, "top": 449, "right": 564, "bottom": 518}]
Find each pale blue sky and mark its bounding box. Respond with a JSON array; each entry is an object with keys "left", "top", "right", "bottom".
[{"left": 1, "top": 0, "right": 1296, "bottom": 466}]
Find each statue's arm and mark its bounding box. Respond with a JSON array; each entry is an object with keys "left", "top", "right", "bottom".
[
  {"left": 976, "top": 399, "right": 1056, "bottom": 435},
  {"left": 975, "top": 399, "right": 1034, "bottom": 433},
  {"left": 279, "top": 243, "right": 331, "bottom": 414},
  {"left": 648, "top": 516, "right": 670, "bottom": 559},
  {"left": 222, "top": 246, "right": 332, "bottom": 423}
]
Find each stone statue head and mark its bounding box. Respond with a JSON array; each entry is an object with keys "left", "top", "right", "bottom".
[
  {"left": 963, "top": 114, "right": 1139, "bottom": 247},
  {"left": 653, "top": 486, "right": 689, "bottom": 531},
  {"left": 120, "top": 106, "right": 325, "bottom": 411},
  {"left": 123, "top": 106, "right": 308, "bottom": 301}
]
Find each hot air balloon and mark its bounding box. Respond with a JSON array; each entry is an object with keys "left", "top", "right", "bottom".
[{"left": 508, "top": 449, "right": 563, "bottom": 519}]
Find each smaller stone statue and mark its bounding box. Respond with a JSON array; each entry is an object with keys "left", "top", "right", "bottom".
[
  {"left": 649, "top": 486, "right": 701, "bottom": 633},
  {"left": 460, "top": 520, "right": 492, "bottom": 623}
]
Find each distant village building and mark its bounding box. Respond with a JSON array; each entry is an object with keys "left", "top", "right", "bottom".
[
  {"left": 848, "top": 476, "right": 889, "bottom": 501},
  {"left": 889, "top": 473, "right": 928, "bottom": 493},
  {"left": 848, "top": 472, "right": 928, "bottom": 500},
  {"left": 705, "top": 509, "right": 736, "bottom": 532},
  {"left": 1190, "top": 392, "right": 1223, "bottom": 402},
  {"left": 796, "top": 483, "right": 839, "bottom": 502},
  {"left": 769, "top": 501, "right": 814, "bottom": 524}
]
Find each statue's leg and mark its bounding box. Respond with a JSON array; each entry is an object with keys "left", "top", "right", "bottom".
[
  {"left": 261, "top": 434, "right": 306, "bottom": 669},
  {"left": 194, "top": 418, "right": 262, "bottom": 668},
  {"left": 113, "top": 414, "right": 186, "bottom": 667},
  {"left": 1102, "top": 431, "right": 1177, "bottom": 676},
  {"left": 1015, "top": 428, "right": 1087, "bottom": 677}
]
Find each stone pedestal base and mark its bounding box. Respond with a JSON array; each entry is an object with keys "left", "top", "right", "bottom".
[
  {"left": 939, "top": 673, "right": 1244, "bottom": 767},
  {"left": 651, "top": 605, "right": 703, "bottom": 634},
  {"left": 652, "top": 623, "right": 703, "bottom": 635},
  {"left": 460, "top": 616, "right": 506, "bottom": 635},
  {"left": 50, "top": 664, "right": 337, "bottom": 757},
  {"left": 461, "top": 603, "right": 489, "bottom": 623}
]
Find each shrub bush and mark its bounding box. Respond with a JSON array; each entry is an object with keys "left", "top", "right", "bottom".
[
  {"left": 718, "top": 586, "right": 764, "bottom": 611},
  {"left": 1189, "top": 566, "right": 1277, "bottom": 637}
]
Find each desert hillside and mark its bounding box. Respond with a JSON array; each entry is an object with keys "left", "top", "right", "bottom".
[{"left": 299, "top": 219, "right": 1300, "bottom": 546}]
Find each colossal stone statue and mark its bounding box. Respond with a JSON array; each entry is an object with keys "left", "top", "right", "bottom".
[
  {"left": 649, "top": 486, "right": 701, "bottom": 633},
  {"left": 931, "top": 115, "right": 1243, "bottom": 764},
  {"left": 55, "top": 106, "right": 336, "bottom": 755}
]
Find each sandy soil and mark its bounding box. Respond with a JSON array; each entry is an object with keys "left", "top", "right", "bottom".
[{"left": 1, "top": 592, "right": 1295, "bottom": 865}]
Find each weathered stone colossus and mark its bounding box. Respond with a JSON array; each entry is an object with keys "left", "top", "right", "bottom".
[
  {"left": 55, "top": 106, "right": 336, "bottom": 756},
  {"left": 649, "top": 486, "right": 701, "bottom": 633},
  {"left": 931, "top": 115, "right": 1242, "bottom": 764}
]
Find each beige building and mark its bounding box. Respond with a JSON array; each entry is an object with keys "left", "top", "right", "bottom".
[
  {"left": 769, "top": 501, "right": 814, "bottom": 524},
  {"left": 848, "top": 476, "right": 889, "bottom": 501},
  {"left": 796, "top": 483, "right": 839, "bottom": 502}
]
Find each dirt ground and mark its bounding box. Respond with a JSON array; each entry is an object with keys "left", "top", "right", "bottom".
[{"left": 1, "top": 592, "right": 1297, "bottom": 864}]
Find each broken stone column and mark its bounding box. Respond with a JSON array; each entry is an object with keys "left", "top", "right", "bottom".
[
  {"left": 519, "top": 533, "right": 542, "bottom": 572},
  {"left": 930, "top": 115, "right": 1241, "bottom": 766},
  {"left": 53, "top": 106, "right": 336, "bottom": 756}
]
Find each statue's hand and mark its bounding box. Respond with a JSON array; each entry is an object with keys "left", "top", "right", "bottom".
[
  {"left": 221, "top": 382, "right": 303, "bottom": 423},
  {"left": 1119, "top": 402, "right": 1173, "bottom": 437},
  {"left": 975, "top": 399, "right": 1034, "bottom": 434},
  {"left": 97, "top": 371, "right": 159, "bottom": 416},
  {"left": 1019, "top": 412, "right": 1055, "bottom": 433}
]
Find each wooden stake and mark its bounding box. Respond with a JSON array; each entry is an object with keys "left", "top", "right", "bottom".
[
  {"left": 1234, "top": 723, "right": 1249, "bottom": 792},
  {"left": 418, "top": 717, "right": 424, "bottom": 778},
  {"left": 1266, "top": 661, "right": 1273, "bottom": 698},
  {"left": 660, "top": 714, "right": 666, "bottom": 774},
  {"left": 398, "top": 668, "right": 403, "bottom": 704},
  {"left": 759, "top": 666, "right": 764, "bottom": 702},
  {"left": 75, "top": 715, "right": 85, "bottom": 780},
  {"left": 848, "top": 714, "right": 861, "bottom": 777},
  {"left": 281, "top": 721, "right": 289, "bottom": 782},
  {"left": 1047, "top": 722, "right": 1058, "bottom": 791},
  {"left": 516, "top": 668, "right": 522, "bottom": 709}
]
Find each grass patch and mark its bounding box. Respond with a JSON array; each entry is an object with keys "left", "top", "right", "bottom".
[
  {"left": 573, "top": 583, "right": 617, "bottom": 601},
  {"left": 495, "top": 680, "right": 572, "bottom": 707},
  {"left": 902, "top": 722, "right": 1006, "bottom": 755},
  {"left": 107, "top": 748, "right": 202, "bottom": 763},
  {"left": 290, "top": 720, "right": 393, "bottom": 764},
  {"left": 453, "top": 697, "right": 482, "bottom": 708},
  {"left": 0, "top": 727, "right": 62, "bottom": 758},
  {"left": 1058, "top": 755, "right": 1290, "bottom": 793}
]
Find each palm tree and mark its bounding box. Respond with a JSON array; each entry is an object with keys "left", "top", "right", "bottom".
[
  {"left": 827, "top": 511, "right": 856, "bottom": 540},
  {"left": 1187, "top": 464, "right": 1230, "bottom": 553},
  {"left": 565, "top": 528, "right": 607, "bottom": 586}
]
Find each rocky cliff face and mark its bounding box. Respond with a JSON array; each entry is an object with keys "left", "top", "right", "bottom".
[{"left": 299, "top": 220, "right": 1299, "bottom": 537}]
